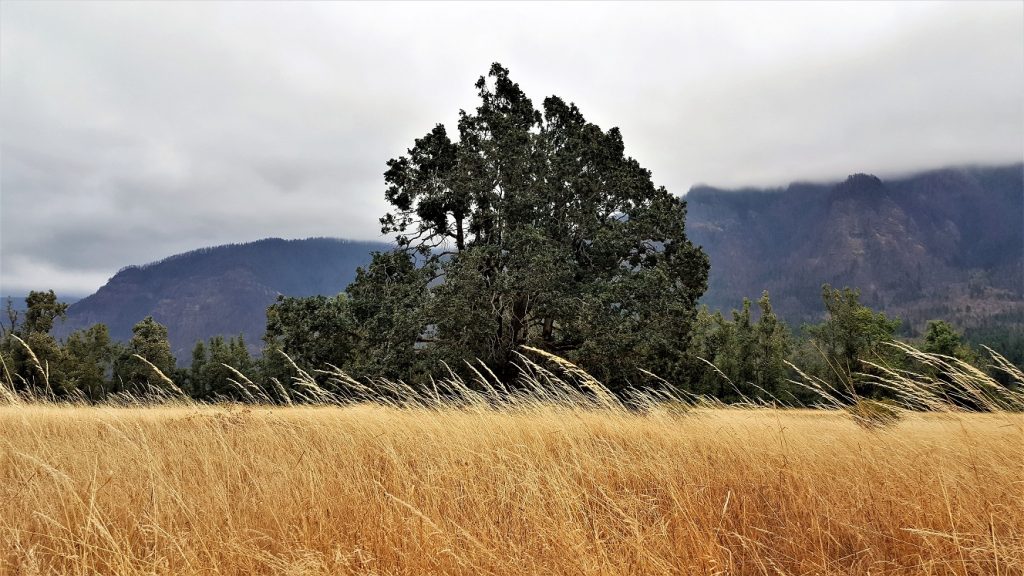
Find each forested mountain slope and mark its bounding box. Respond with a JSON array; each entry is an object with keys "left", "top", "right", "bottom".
[{"left": 685, "top": 164, "right": 1023, "bottom": 333}]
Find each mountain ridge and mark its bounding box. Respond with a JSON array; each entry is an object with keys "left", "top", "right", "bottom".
[
  {"left": 54, "top": 237, "right": 391, "bottom": 360},
  {"left": 685, "top": 163, "right": 1024, "bottom": 332}
]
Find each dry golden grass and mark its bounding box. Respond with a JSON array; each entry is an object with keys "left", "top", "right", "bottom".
[{"left": 2, "top": 404, "right": 1022, "bottom": 576}]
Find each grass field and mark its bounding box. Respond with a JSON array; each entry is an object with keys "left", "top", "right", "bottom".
[{"left": 2, "top": 403, "right": 1022, "bottom": 575}]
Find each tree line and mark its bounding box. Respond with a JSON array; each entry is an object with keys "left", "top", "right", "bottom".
[{"left": 0, "top": 284, "right": 1003, "bottom": 405}]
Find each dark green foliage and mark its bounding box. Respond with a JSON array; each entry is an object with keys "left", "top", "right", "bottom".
[
  {"left": 964, "top": 317, "right": 1024, "bottom": 385},
  {"left": 372, "top": 63, "right": 708, "bottom": 387},
  {"left": 685, "top": 292, "right": 793, "bottom": 403},
  {"left": 922, "top": 320, "right": 978, "bottom": 364},
  {"left": 114, "top": 316, "right": 176, "bottom": 391},
  {"left": 345, "top": 251, "right": 435, "bottom": 379},
  {"left": 60, "top": 324, "right": 118, "bottom": 400},
  {"left": 1, "top": 291, "right": 69, "bottom": 395},
  {"left": 912, "top": 319, "right": 991, "bottom": 409},
  {"left": 188, "top": 335, "right": 255, "bottom": 398},
  {"left": 23, "top": 290, "right": 68, "bottom": 335},
  {"left": 923, "top": 320, "right": 961, "bottom": 356},
  {"left": 0, "top": 280, "right": 1012, "bottom": 408},
  {"left": 0, "top": 292, "right": 126, "bottom": 400},
  {"left": 189, "top": 340, "right": 208, "bottom": 395},
  {"left": 8, "top": 331, "right": 66, "bottom": 394},
  {"left": 803, "top": 285, "right": 903, "bottom": 400},
  {"left": 263, "top": 294, "right": 356, "bottom": 382},
  {"left": 753, "top": 292, "right": 791, "bottom": 394}
]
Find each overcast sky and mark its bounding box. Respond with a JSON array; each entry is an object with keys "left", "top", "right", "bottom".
[{"left": 2, "top": 1, "right": 1022, "bottom": 296}]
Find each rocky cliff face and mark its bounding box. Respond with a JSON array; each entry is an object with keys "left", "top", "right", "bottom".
[{"left": 685, "top": 164, "right": 1023, "bottom": 332}]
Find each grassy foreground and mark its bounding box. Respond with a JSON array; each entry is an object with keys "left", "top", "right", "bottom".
[{"left": 1, "top": 404, "right": 1022, "bottom": 575}]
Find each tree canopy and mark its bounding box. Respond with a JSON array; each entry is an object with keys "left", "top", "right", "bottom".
[
  {"left": 686, "top": 291, "right": 793, "bottom": 403},
  {"left": 369, "top": 63, "right": 709, "bottom": 386},
  {"left": 115, "top": 316, "right": 177, "bottom": 392},
  {"left": 803, "top": 285, "right": 902, "bottom": 400},
  {"left": 1, "top": 290, "right": 68, "bottom": 394}
]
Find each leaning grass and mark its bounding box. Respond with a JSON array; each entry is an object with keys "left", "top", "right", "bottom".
[
  {"left": 1, "top": 348, "right": 1022, "bottom": 575},
  {"left": 1, "top": 408, "right": 1022, "bottom": 574}
]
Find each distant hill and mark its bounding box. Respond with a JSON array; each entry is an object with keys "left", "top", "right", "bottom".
[
  {"left": 55, "top": 237, "right": 390, "bottom": 361},
  {"left": 685, "top": 164, "right": 1024, "bottom": 333}
]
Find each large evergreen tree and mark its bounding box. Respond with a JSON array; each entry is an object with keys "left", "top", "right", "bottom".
[{"left": 369, "top": 63, "right": 709, "bottom": 387}]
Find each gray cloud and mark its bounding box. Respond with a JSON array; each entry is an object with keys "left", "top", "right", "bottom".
[{"left": 2, "top": 1, "right": 1022, "bottom": 296}]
